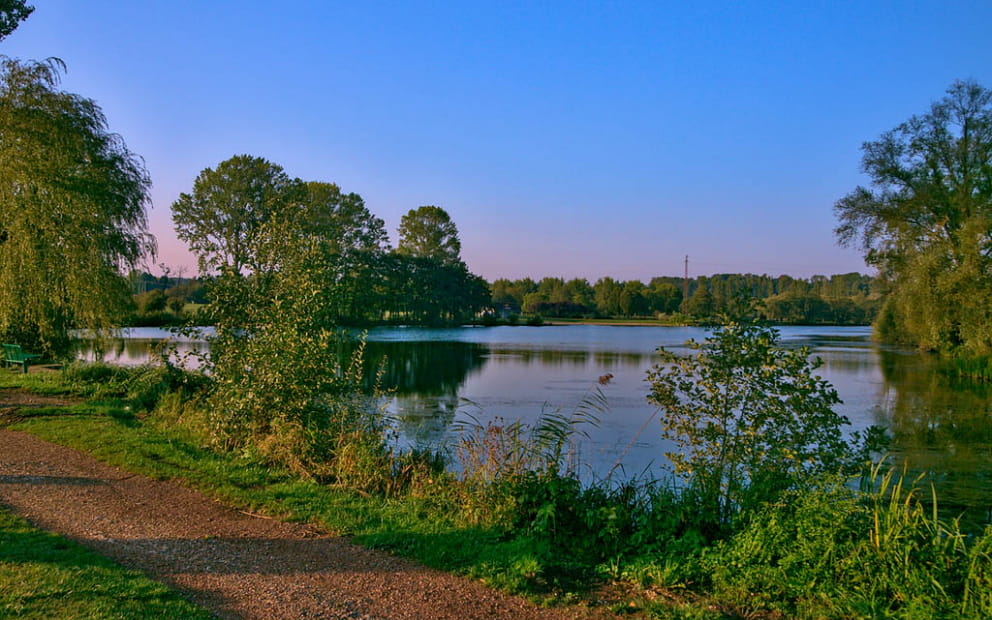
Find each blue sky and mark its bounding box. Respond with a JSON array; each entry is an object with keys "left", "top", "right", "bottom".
[{"left": 3, "top": 1, "right": 991, "bottom": 280}]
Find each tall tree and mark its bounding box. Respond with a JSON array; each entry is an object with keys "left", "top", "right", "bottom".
[
  {"left": 0, "top": 58, "right": 153, "bottom": 355},
  {"left": 834, "top": 80, "right": 992, "bottom": 353},
  {"left": 396, "top": 205, "right": 462, "bottom": 264},
  {"left": 172, "top": 155, "right": 295, "bottom": 275},
  {"left": 292, "top": 181, "right": 389, "bottom": 255},
  {"left": 648, "top": 281, "right": 682, "bottom": 314},
  {"left": 593, "top": 277, "right": 621, "bottom": 316},
  {"left": 0, "top": 1, "right": 32, "bottom": 41}
]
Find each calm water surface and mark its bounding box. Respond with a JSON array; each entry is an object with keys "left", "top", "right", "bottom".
[{"left": 83, "top": 325, "right": 992, "bottom": 518}]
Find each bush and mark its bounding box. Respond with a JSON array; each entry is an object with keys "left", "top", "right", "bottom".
[
  {"left": 62, "top": 360, "right": 206, "bottom": 412},
  {"left": 201, "top": 228, "right": 393, "bottom": 480},
  {"left": 647, "top": 316, "right": 874, "bottom": 529}
]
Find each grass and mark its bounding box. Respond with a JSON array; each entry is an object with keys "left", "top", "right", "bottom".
[{"left": 0, "top": 506, "right": 211, "bottom": 619}]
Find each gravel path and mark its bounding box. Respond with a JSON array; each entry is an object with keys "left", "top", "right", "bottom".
[{"left": 0, "top": 399, "right": 608, "bottom": 619}]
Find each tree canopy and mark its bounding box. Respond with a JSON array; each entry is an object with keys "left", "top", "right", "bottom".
[
  {"left": 835, "top": 80, "right": 992, "bottom": 353},
  {"left": 172, "top": 157, "right": 489, "bottom": 326},
  {"left": 172, "top": 155, "right": 295, "bottom": 276},
  {"left": 294, "top": 181, "right": 389, "bottom": 256},
  {"left": 397, "top": 205, "right": 462, "bottom": 264},
  {"left": 0, "top": 58, "right": 153, "bottom": 355},
  {"left": 0, "top": 1, "right": 32, "bottom": 41}
]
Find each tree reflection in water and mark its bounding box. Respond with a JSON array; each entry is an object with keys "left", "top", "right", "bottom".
[
  {"left": 875, "top": 349, "right": 992, "bottom": 527},
  {"left": 354, "top": 341, "right": 487, "bottom": 450}
]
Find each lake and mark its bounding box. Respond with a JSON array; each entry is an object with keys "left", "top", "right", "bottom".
[{"left": 81, "top": 324, "right": 992, "bottom": 521}]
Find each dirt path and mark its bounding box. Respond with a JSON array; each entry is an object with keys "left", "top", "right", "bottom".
[{"left": 0, "top": 423, "right": 606, "bottom": 619}]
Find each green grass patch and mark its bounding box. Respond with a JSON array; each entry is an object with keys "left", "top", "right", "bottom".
[
  {"left": 0, "top": 367, "right": 70, "bottom": 394},
  {"left": 0, "top": 507, "right": 210, "bottom": 619}
]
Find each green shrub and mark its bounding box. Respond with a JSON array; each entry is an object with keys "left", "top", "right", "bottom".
[
  {"left": 647, "top": 316, "right": 875, "bottom": 529},
  {"left": 62, "top": 360, "right": 207, "bottom": 412}
]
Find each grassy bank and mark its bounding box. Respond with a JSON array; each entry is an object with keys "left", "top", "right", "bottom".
[
  {"left": 3, "top": 362, "right": 991, "bottom": 620},
  {"left": 0, "top": 506, "right": 211, "bottom": 619}
]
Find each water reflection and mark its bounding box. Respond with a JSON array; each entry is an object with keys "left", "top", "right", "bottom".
[
  {"left": 874, "top": 349, "right": 992, "bottom": 524},
  {"left": 75, "top": 327, "right": 208, "bottom": 366},
  {"left": 356, "top": 341, "right": 487, "bottom": 451},
  {"left": 361, "top": 341, "right": 487, "bottom": 395},
  {"left": 74, "top": 325, "right": 992, "bottom": 520}
]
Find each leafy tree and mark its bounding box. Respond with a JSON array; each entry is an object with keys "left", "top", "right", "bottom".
[
  {"left": 761, "top": 293, "right": 833, "bottom": 324},
  {"left": 385, "top": 255, "right": 489, "bottom": 324},
  {"left": 537, "top": 276, "right": 567, "bottom": 303},
  {"left": 521, "top": 290, "right": 547, "bottom": 314},
  {"left": 647, "top": 318, "right": 858, "bottom": 528},
  {"left": 648, "top": 281, "right": 682, "bottom": 314},
  {"left": 172, "top": 155, "right": 295, "bottom": 275},
  {"left": 593, "top": 277, "right": 621, "bottom": 316},
  {"left": 619, "top": 280, "right": 649, "bottom": 317},
  {"left": 682, "top": 284, "right": 715, "bottom": 317},
  {"left": 203, "top": 215, "right": 384, "bottom": 475},
  {"left": 292, "top": 181, "right": 389, "bottom": 255},
  {"left": 835, "top": 80, "right": 992, "bottom": 353},
  {"left": 397, "top": 205, "right": 462, "bottom": 264},
  {"left": 0, "top": 58, "right": 153, "bottom": 356},
  {"left": 0, "top": 0, "right": 32, "bottom": 41},
  {"left": 563, "top": 278, "right": 594, "bottom": 309},
  {"left": 135, "top": 289, "right": 168, "bottom": 314},
  {"left": 491, "top": 278, "right": 528, "bottom": 310}
]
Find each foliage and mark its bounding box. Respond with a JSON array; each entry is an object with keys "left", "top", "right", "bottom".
[
  {"left": 396, "top": 205, "right": 462, "bottom": 265},
  {"left": 647, "top": 317, "right": 863, "bottom": 527},
  {"left": 172, "top": 158, "right": 487, "bottom": 326},
  {"left": 493, "top": 272, "right": 875, "bottom": 323},
  {"left": 201, "top": 217, "right": 391, "bottom": 480},
  {"left": 61, "top": 360, "right": 206, "bottom": 412},
  {"left": 835, "top": 80, "right": 992, "bottom": 354},
  {"left": 171, "top": 154, "right": 295, "bottom": 276},
  {"left": 294, "top": 181, "right": 390, "bottom": 255},
  {"left": 0, "top": 0, "right": 32, "bottom": 41},
  {"left": 452, "top": 389, "right": 606, "bottom": 488},
  {"left": 383, "top": 254, "right": 490, "bottom": 325},
  {"left": 447, "top": 389, "right": 607, "bottom": 535},
  {"left": 683, "top": 467, "right": 992, "bottom": 619},
  {"left": 0, "top": 58, "right": 153, "bottom": 356}
]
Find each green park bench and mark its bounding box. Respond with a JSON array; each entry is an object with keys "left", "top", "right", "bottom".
[{"left": 2, "top": 344, "right": 41, "bottom": 374}]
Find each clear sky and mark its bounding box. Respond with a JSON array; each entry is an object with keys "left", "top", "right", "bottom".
[{"left": 3, "top": 1, "right": 991, "bottom": 281}]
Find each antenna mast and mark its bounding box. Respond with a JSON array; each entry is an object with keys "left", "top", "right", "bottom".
[{"left": 683, "top": 255, "right": 689, "bottom": 301}]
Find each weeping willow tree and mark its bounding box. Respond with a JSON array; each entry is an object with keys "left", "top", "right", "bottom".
[
  {"left": 835, "top": 80, "right": 992, "bottom": 354},
  {"left": 0, "top": 58, "right": 154, "bottom": 356}
]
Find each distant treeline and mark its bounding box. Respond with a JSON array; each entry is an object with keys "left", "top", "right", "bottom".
[
  {"left": 492, "top": 272, "right": 881, "bottom": 324},
  {"left": 131, "top": 270, "right": 880, "bottom": 327}
]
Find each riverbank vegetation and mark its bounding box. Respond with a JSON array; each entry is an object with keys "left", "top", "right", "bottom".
[
  {"left": 125, "top": 268, "right": 882, "bottom": 328},
  {"left": 4, "top": 317, "right": 992, "bottom": 618}
]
